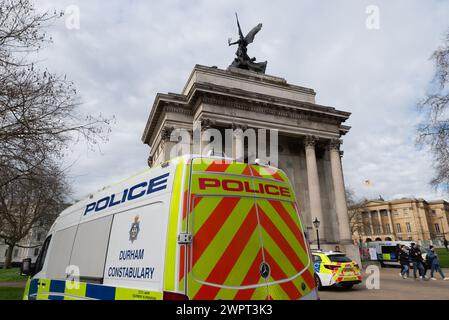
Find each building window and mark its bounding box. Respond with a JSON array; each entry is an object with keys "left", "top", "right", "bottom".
[
  {"left": 396, "top": 223, "right": 402, "bottom": 233},
  {"left": 386, "top": 223, "right": 391, "bottom": 234},
  {"left": 375, "top": 227, "right": 381, "bottom": 235},
  {"left": 13, "top": 249, "right": 19, "bottom": 258},
  {"left": 393, "top": 210, "right": 399, "bottom": 216},
  {"left": 34, "top": 248, "right": 39, "bottom": 256},
  {"left": 36, "top": 233, "right": 42, "bottom": 242},
  {"left": 431, "top": 210, "right": 437, "bottom": 216},
  {"left": 406, "top": 223, "right": 412, "bottom": 233},
  {"left": 435, "top": 223, "right": 441, "bottom": 233}
]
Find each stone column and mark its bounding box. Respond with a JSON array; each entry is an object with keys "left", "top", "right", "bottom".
[
  {"left": 387, "top": 210, "right": 394, "bottom": 236},
  {"left": 233, "top": 125, "right": 245, "bottom": 162},
  {"left": 368, "top": 211, "right": 374, "bottom": 235},
  {"left": 305, "top": 135, "right": 325, "bottom": 242},
  {"left": 329, "top": 139, "right": 352, "bottom": 243},
  {"left": 161, "top": 126, "right": 175, "bottom": 162},
  {"left": 377, "top": 210, "right": 384, "bottom": 234}
]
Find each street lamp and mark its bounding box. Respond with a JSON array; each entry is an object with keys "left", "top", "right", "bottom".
[{"left": 313, "top": 217, "right": 321, "bottom": 250}]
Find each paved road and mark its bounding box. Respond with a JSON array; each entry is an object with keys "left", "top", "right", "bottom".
[{"left": 319, "top": 267, "right": 449, "bottom": 300}]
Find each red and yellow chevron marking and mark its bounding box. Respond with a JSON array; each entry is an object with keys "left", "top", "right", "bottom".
[
  {"left": 179, "top": 194, "right": 313, "bottom": 300},
  {"left": 257, "top": 200, "right": 314, "bottom": 300},
  {"left": 192, "top": 158, "right": 253, "bottom": 177},
  {"left": 191, "top": 158, "right": 288, "bottom": 181},
  {"left": 249, "top": 164, "right": 288, "bottom": 182}
]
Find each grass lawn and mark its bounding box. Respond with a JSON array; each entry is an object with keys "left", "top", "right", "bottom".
[
  {"left": 436, "top": 248, "right": 449, "bottom": 268},
  {"left": 0, "top": 268, "right": 27, "bottom": 282},
  {"left": 0, "top": 287, "right": 24, "bottom": 300}
]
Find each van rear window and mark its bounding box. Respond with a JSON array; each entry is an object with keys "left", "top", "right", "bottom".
[{"left": 327, "top": 255, "right": 351, "bottom": 263}]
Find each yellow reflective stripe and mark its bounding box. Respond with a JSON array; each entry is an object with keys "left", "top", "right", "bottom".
[
  {"left": 214, "top": 228, "right": 261, "bottom": 300},
  {"left": 250, "top": 278, "right": 269, "bottom": 300},
  {"left": 224, "top": 162, "right": 248, "bottom": 175},
  {"left": 190, "top": 196, "right": 222, "bottom": 232},
  {"left": 261, "top": 229, "right": 298, "bottom": 278},
  {"left": 115, "top": 287, "right": 163, "bottom": 300},
  {"left": 36, "top": 279, "right": 51, "bottom": 300},
  {"left": 64, "top": 281, "right": 87, "bottom": 300},
  {"left": 266, "top": 277, "right": 289, "bottom": 299},
  {"left": 22, "top": 277, "right": 31, "bottom": 300},
  {"left": 164, "top": 160, "right": 184, "bottom": 292},
  {"left": 192, "top": 158, "right": 214, "bottom": 171},
  {"left": 191, "top": 199, "right": 253, "bottom": 286},
  {"left": 258, "top": 200, "right": 307, "bottom": 260}
]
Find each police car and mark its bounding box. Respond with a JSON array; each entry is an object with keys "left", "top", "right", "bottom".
[
  {"left": 312, "top": 250, "right": 362, "bottom": 290},
  {"left": 21, "top": 155, "right": 318, "bottom": 300}
]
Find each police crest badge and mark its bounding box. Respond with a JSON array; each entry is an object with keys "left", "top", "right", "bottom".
[{"left": 129, "top": 215, "right": 140, "bottom": 243}]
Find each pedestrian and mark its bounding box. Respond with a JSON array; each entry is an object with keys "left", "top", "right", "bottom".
[
  {"left": 427, "top": 245, "right": 449, "bottom": 280},
  {"left": 416, "top": 244, "right": 427, "bottom": 279},
  {"left": 410, "top": 243, "right": 425, "bottom": 280},
  {"left": 395, "top": 244, "right": 402, "bottom": 277},
  {"left": 444, "top": 238, "right": 449, "bottom": 252},
  {"left": 399, "top": 245, "right": 410, "bottom": 279}
]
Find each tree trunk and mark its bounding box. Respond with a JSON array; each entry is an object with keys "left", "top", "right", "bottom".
[{"left": 4, "top": 243, "right": 15, "bottom": 269}]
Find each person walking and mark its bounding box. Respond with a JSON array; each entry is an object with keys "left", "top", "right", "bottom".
[
  {"left": 410, "top": 243, "right": 425, "bottom": 280},
  {"left": 444, "top": 238, "right": 449, "bottom": 252},
  {"left": 416, "top": 244, "right": 427, "bottom": 279},
  {"left": 395, "top": 244, "right": 402, "bottom": 277},
  {"left": 427, "top": 245, "right": 449, "bottom": 280},
  {"left": 399, "top": 245, "right": 410, "bottom": 279}
]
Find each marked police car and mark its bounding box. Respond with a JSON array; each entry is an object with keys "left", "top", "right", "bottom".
[
  {"left": 312, "top": 250, "right": 362, "bottom": 290},
  {"left": 21, "top": 155, "right": 318, "bottom": 300}
]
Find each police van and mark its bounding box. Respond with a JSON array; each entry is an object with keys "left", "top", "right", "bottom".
[{"left": 22, "top": 155, "right": 317, "bottom": 300}]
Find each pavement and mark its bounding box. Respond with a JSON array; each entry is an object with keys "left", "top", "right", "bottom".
[
  {"left": 319, "top": 266, "right": 449, "bottom": 300},
  {"left": 0, "top": 281, "right": 26, "bottom": 288}
]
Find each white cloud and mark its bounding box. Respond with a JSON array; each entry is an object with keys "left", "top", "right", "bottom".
[{"left": 34, "top": 0, "right": 449, "bottom": 202}]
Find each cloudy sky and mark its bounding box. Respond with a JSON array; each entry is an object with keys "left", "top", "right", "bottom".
[{"left": 35, "top": 0, "right": 449, "bottom": 202}]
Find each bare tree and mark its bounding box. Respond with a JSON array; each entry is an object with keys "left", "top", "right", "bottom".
[
  {"left": 417, "top": 29, "right": 449, "bottom": 193},
  {"left": 0, "top": 163, "right": 70, "bottom": 268},
  {"left": 0, "top": 1, "right": 113, "bottom": 268},
  {"left": 0, "top": 0, "right": 113, "bottom": 188},
  {"left": 346, "top": 187, "right": 368, "bottom": 242}
]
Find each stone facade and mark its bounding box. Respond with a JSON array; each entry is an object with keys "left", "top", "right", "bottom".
[
  {"left": 350, "top": 198, "right": 449, "bottom": 244},
  {"left": 141, "top": 65, "right": 358, "bottom": 261},
  {"left": 0, "top": 227, "right": 47, "bottom": 266}
]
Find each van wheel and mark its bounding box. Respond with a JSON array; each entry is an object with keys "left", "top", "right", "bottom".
[
  {"left": 341, "top": 284, "right": 354, "bottom": 290},
  {"left": 314, "top": 274, "right": 322, "bottom": 291}
]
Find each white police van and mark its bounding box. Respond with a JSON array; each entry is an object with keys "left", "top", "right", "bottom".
[{"left": 22, "top": 155, "right": 317, "bottom": 300}]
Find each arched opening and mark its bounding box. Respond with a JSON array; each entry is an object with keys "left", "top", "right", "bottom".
[
  {"left": 385, "top": 237, "right": 392, "bottom": 241},
  {"left": 375, "top": 237, "right": 382, "bottom": 241},
  {"left": 365, "top": 238, "right": 372, "bottom": 243}
]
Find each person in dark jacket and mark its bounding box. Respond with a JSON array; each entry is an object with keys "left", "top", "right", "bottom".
[
  {"left": 399, "top": 245, "right": 410, "bottom": 279},
  {"left": 444, "top": 239, "right": 449, "bottom": 252},
  {"left": 395, "top": 244, "right": 402, "bottom": 277},
  {"left": 410, "top": 243, "right": 425, "bottom": 280},
  {"left": 427, "top": 245, "right": 449, "bottom": 280}
]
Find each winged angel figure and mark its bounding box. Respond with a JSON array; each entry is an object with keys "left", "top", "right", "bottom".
[{"left": 228, "top": 13, "right": 267, "bottom": 74}]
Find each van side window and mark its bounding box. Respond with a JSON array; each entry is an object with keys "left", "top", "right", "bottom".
[
  {"left": 69, "top": 215, "right": 113, "bottom": 282},
  {"left": 35, "top": 235, "right": 52, "bottom": 274}
]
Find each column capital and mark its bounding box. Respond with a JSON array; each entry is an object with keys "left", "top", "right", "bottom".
[
  {"left": 304, "top": 135, "right": 318, "bottom": 148},
  {"left": 200, "top": 118, "right": 216, "bottom": 132},
  {"left": 328, "top": 138, "right": 342, "bottom": 151},
  {"left": 232, "top": 123, "right": 248, "bottom": 131},
  {"left": 161, "top": 126, "right": 175, "bottom": 141}
]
